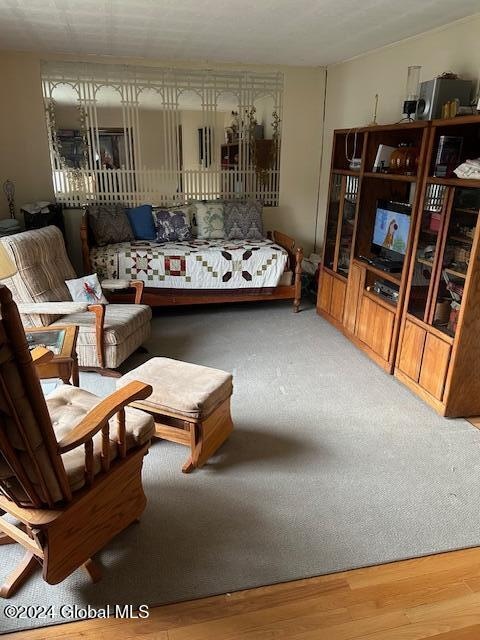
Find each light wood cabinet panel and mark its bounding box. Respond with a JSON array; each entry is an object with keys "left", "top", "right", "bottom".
[
  {"left": 330, "top": 278, "right": 346, "bottom": 322},
  {"left": 317, "top": 271, "right": 333, "bottom": 314},
  {"left": 357, "top": 295, "right": 394, "bottom": 361},
  {"left": 398, "top": 320, "right": 426, "bottom": 382},
  {"left": 419, "top": 334, "right": 451, "bottom": 401},
  {"left": 343, "top": 263, "right": 363, "bottom": 333},
  {"left": 371, "top": 304, "right": 394, "bottom": 361},
  {"left": 356, "top": 296, "right": 376, "bottom": 346}
]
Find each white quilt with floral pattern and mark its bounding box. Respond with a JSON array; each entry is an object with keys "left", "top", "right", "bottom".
[{"left": 90, "top": 239, "right": 289, "bottom": 289}]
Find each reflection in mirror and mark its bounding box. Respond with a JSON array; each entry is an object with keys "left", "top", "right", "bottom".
[{"left": 42, "top": 62, "right": 283, "bottom": 206}]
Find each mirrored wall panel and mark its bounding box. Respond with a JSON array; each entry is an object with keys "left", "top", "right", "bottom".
[{"left": 41, "top": 61, "right": 283, "bottom": 207}]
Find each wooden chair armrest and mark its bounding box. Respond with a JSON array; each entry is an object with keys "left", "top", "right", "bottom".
[
  {"left": 31, "top": 346, "right": 54, "bottom": 365},
  {"left": 17, "top": 301, "right": 89, "bottom": 315},
  {"left": 101, "top": 279, "right": 144, "bottom": 304},
  {"left": 130, "top": 280, "right": 144, "bottom": 304},
  {"left": 87, "top": 303, "right": 106, "bottom": 369},
  {"left": 57, "top": 381, "right": 153, "bottom": 454}
]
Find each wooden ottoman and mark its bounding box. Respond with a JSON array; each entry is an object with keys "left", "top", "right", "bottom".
[{"left": 117, "top": 357, "right": 233, "bottom": 473}]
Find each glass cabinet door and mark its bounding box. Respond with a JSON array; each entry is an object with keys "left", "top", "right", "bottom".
[
  {"left": 408, "top": 184, "right": 448, "bottom": 321},
  {"left": 336, "top": 175, "right": 358, "bottom": 277},
  {"left": 323, "top": 173, "right": 342, "bottom": 270},
  {"left": 432, "top": 187, "right": 480, "bottom": 337}
]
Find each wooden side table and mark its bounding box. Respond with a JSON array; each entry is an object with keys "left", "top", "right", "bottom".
[{"left": 25, "top": 325, "right": 79, "bottom": 386}]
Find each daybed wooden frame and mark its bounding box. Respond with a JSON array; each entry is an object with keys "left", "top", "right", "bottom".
[{"left": 80, "top": 211, "right": 303, "bottom": 312}]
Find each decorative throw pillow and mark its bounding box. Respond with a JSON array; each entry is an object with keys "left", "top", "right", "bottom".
[
  {"left": 196, "top": 201, "right": 225, "bottom": 239},
  {"left": 168, "top": 204, "right": 195, "bottom": 237},
  {"left": 186, "top": 201, "right": 204, "bottom": 236},
  {"left": 88, "top": 204, "right": 134, "bottom": 246},
  {"left": 127, "top": 204, "right": 156, "bottom": 240},
  {"left": 65, "top": 273, "right": 109, "bottom": 304},
  {"left": 153, "top": 208, "right": 192, "bottom": 243},
  {"left": 224, "top": 199, "right": 264, "bottom": 240}
]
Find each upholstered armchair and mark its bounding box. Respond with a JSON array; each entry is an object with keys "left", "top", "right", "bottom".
[{"left": 0, "top": 226, "right": 151, "bottom": 375}]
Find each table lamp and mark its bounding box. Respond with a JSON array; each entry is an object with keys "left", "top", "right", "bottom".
[{"left": 0, "top": 243, "right": 17, "bottom": 281}]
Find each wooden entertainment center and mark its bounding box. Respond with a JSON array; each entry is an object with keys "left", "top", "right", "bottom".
[{"left": 318, "top": 116, "right": 480, "bottom": 417}]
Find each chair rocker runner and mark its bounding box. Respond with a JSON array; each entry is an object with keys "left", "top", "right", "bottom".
[
  {"left": 0, "top": 225, "right": 152, "bottom": 376},
  {"left": 0, "top": 285, "right": 155, "bottom": 597}
]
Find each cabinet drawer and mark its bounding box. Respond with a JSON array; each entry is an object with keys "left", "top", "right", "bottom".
[
  {"left": 317, "top": 271, "right": 333, "bottom": 313},
  {"left": 330, "top": 278, "right": 346, "bottom": 322},
  {"left": 357, "top": 296, "right": 394, "bottom": 361},
  {"left": 398, "top": 320, "right": 426, "bottom": 382},
  {"left": 419, "top": 333, "right": 451, "bottom": 401}
]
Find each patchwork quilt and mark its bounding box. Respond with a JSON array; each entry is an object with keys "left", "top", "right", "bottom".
[{"left": 91, "top": 239, "right": 289, "bottom": 290}]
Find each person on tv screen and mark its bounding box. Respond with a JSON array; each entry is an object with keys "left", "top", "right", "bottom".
[{"left": 382, "top": 219, "right": 398, "bottom": 250}]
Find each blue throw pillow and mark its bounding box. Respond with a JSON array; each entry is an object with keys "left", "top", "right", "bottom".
[{"left": 127, "top": 204, "right": 156, "bottom": 240}]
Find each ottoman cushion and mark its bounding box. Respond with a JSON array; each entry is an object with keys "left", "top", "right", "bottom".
[{"left": 118, "top": 357, "right": 233, "bottom": 420}]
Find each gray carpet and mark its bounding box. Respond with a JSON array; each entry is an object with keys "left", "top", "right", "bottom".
[{"left": 2, "top": 301, "right": 480, "bottom": 633}]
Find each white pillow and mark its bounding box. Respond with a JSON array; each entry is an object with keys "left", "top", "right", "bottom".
[{"left": 65, "top": 274, "right": 109, "bottom": 304}]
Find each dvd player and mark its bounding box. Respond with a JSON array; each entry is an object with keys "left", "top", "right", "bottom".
[{"left": 359, "top": 255, "right": 403, "bottom": 273}]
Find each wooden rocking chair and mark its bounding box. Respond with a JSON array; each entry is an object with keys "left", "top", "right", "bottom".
[{"left": 0, "top": 284, "right": 155, "bottom": 597}]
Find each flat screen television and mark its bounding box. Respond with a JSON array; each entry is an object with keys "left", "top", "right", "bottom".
[{"left": 371, "top": 200, "right": 412, "bottom": 263}]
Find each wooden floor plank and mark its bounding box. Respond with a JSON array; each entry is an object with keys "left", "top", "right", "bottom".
[{"left": 5, "top": 548, "right": 480, "bottom": 640}]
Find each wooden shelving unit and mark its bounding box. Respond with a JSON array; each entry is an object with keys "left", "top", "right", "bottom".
[
  {"left": 318, "top": 116, "right": 480, "bottom": 416},
  {"left": 395, "top": 116, "right": 480, "bottom": 417},
  {"left": 317, "top": 121, "right": 430, "bottom": 372},
  {"left": 363, "top": 171, "right": 417, "bottom": 183}
]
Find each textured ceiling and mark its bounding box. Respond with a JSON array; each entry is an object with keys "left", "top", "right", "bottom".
[{"left": 0, "top": 0, "right": 478, "bottom": 66}]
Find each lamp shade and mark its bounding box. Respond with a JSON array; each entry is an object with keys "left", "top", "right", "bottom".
[{"left": 0, "top": 243, "right": 17, "bottom": 279}]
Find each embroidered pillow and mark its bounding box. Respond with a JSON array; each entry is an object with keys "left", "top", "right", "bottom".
[
  {"left": 224, "top": 199, "right": 264, "bottom": 240},
  {"left": 186, "top": 201, "right": 202, "bottom": 236},
  {"left": 196, "top": 201, "right": 225, "bottom": 239},
  {"left": 88, "top": 204, "right": 134, "bottom": 246},
  {"left": 153, "top": 208, "right": 192, "bottom": 243},
  {"left": 65, "top": 273, "right": 108, "bottom": 304},
  {"left": 127, "top": 204, "right": 156, "bottom": 240}
]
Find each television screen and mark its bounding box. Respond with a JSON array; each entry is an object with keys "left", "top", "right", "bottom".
[{"left": 372, "top": 203, "right": 411, "bottom": 257}]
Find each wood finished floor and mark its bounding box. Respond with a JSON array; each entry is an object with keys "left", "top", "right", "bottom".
[{"left": 6, "top": 547, "right": 480, "bottom": 639}]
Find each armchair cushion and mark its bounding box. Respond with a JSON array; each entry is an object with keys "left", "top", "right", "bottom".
[
  {"left": 51, "top": 304, "right": 152, "bottom": 369},
  {"left": 46, "top": 385, "right": 154, "bottom": 492},
  {"left": 0, "top": 226, "right": 77, "bottom": 326}
]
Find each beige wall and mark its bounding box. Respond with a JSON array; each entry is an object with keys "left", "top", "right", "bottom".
[
  {"left": 268, "top": 66, "right": 324, "bottom": 253},
  {"left": 0, "top": 52, "right": 54, "bottom": 215},
  {"left": 0, "top": 50, "right": 325, "bottom": 258},
  {"left": 316, "top": 15, "right": 480, "bottom": 249}
]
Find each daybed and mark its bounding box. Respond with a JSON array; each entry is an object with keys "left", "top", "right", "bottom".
[{"left": 81, "top": 206, "right": 303, "bottom": 311}]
